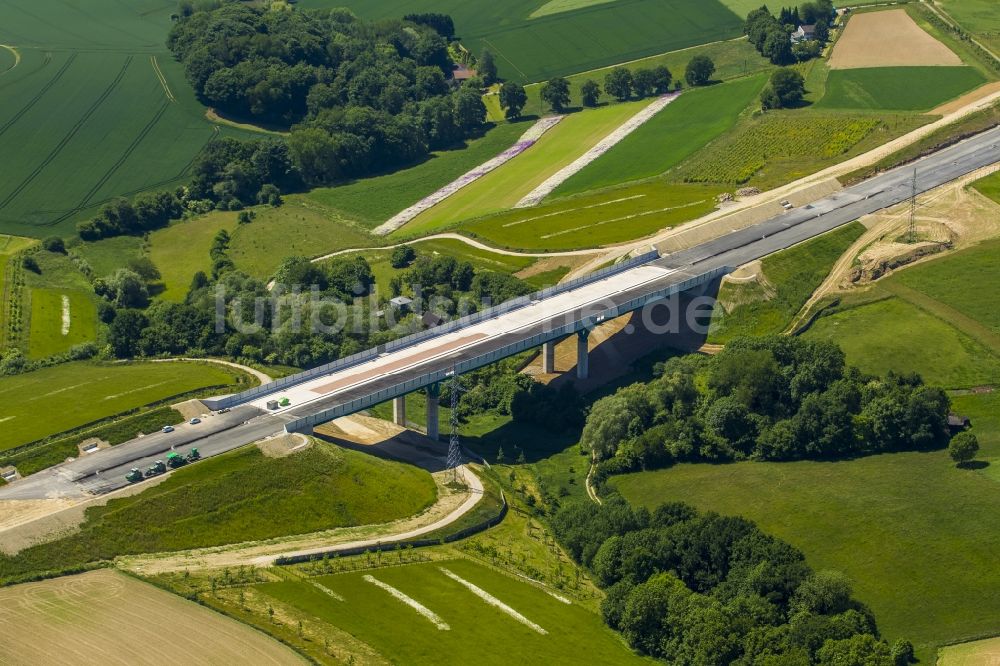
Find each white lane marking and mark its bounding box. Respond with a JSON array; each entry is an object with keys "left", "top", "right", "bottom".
[
  {"left": 311, "top": 581, "right": 345, "bottom": 602},
  {"left": 60, "top": 294, "right": 71, "bottom": 335},
  {"left": 363, "top": 575, "right": 450, "bottom": 630},
  {"left": 439, "top": 567, "right": 546, "bottom": 635}
]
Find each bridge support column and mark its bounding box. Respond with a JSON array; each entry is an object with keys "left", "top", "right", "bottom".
[
  {"left": 392, "top": 396, "right": 406, "bottom": 426},
  {"left": 542, "top": 341, "right": 556, "bottom": 374},
  {"left": 576, "top": 329, "right": 590, "bottom": 380},
  {"left": 425, "top": 384, "right": 440, "bottom": 441}
]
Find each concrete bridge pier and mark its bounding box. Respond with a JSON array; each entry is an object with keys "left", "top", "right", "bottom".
[
  {"left": 542, "top": 340, "right": 556, "bottom": 374},
  {"left": 425, "top": 383, "right": 440, "bottom": 441},
  {"left": 392, "top": 396, "right": 406, "bottom": 426},
  {"left": 576, "top": 329, "right": 590, "bottom": 380}
]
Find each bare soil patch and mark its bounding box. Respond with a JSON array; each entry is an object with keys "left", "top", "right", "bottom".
[
  {"left": 829, "top": 10, "right": 962, "bottom": 69},
  {"left": 0, "top": 569, "right": 303, "bottom": 665},
  {"left": 257, "top": 433, "right": 311, "bottom": 458},
  {"left": 932, "top": 81, "right": 1000, "bottom": 115}
]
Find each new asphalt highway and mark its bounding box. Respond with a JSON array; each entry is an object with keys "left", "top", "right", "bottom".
[{"left": 3, "top": 125, "right": 998, "bottom": 500}]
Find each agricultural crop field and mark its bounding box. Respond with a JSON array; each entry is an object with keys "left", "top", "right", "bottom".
[
  {"left": 0, "top": 570, "right": 303, "bottom": 666},
  {"left": 256, "top": 559, "right": 641, "bottom": 664},
  {"left": 305, "top": 122, "right": 529, "bottom": 229},
  {"left": 939, "top": 636, "right": 1000, "bottom": 665},
  {"left": 0, "top": 0, "right": 253, "bottom": 237},
  {"left": 612, "top": 390, "right": 1000, "bottom": 662},
  {"left": 300, "top": 0, "right": 743, "bottom": 83},
  {"left": 817, "top": 67, "right": 987, "bottom": 111},
  {"left": 0, "top": 360, "right": 244, "bottom": 450},
  {"left": 517, "top": 38, "right": 772, "bottom": 117},
  {"left": 677, "top": 112, "right": 929, "bottom": 187},
  {"left": 554, "top": 75, "right": 767, "bottom": 196},
  {"left": 708, "top": 222, "right": 866, "bottom": 343},
  {"left": 461, "top": 182, "right": 720, "bottom": 250},
  {"left": 804, "top": 239, "right": 1000, "bottom": 388},
  {"left": 403, "top": 101, "right": 651, "bottom": 235}
]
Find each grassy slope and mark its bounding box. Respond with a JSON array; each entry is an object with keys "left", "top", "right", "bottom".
[
  {"left": 401, "top": 100, "right": 652, "bottom": 235},
  {"left": 0, "top": 360, "right": 242, "bottom": 450},
  {"left": 461, "top": 181, "right": 719, "bottom": 250},
  {"left": 973, "top": 170, "right": 1000, "bottom": 204},
  {"left": 27, "top": 289, "right": 96, "bottom": 358},
  {"left": 304, "top": 122, "right": 529, "bottom": 228},
  {"left": 149, "top": 211, "right": 237, "bottom": 302},
  {"left": 939, "top": 0, "right": 1000, "bottom": 53},
  {"left": 301, "top": 0, "right": 743, "bottom": 83},
  {"left": 553, "top": 74, "right": 767, "bottom": 196},
  {"left": 817, "top": 66, "right": 987, "bottom": 111},
  {"left": 71, "top": 235, "right": 144, "bottom": 277},
  {"left": 708, "top": 222, "right": 866, "bottom": 343},
  {"left": 0, "top": 442, "right": 437, "bottom": 575},
  {"left": 258, "top": 558, "right": 640, "bottom": 664}
]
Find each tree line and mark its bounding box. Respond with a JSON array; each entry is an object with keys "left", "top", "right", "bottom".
[
  {"left": 551, "top": 497, "right": 914, "bottom": 665},
  {"left": 584, "top": 336, "right": 953, "bottom": 484},
  {"left": 745, "top": 2, "right": 834, "bottom": 65}
]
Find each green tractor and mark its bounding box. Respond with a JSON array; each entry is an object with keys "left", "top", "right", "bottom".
[
  {"left": 145, "top": 460, "right": 167, "bottom": 477},
  {"left": 166, "top": 452, "right": 186, "bottom": 469},
  {"left": 125, "top": 468, "right": 143, "bottom": 483},
  {"left": 186, "top": 448, "right": 201, "bottom": 463}
]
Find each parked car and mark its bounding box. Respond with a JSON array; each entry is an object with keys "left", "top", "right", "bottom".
[{"left": 161, "top": 425, "right": 174, "bottom": 433}]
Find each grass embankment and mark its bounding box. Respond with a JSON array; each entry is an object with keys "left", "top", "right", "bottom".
[
  {"left": 304, "top": 122, "right": 530, "bottom": 228},
  {"left": 973, "top": 169, "right": 1000, "bottom": 203},
  {"left": 402, "top": 100, "right": 652, "bottom": 235},
  {"left": 0, "top": 360, "right": 244, "bottom": 452},
  {"left": 611, "top": 390, "right": 1000, "bottom": 661},
  {"left": 708, "top": 222, "right": 866, "bottom": 343},
  {"left": 804, "top": 237, "right": 1000, "bottom": 388},
  {"left": 553, "top": 74, "right": 767, "bottom": 196},
  {"left": 0, "top": 442, "right": 437, "bottom": 582}
]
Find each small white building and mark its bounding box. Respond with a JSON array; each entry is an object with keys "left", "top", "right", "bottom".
[
  {"left": 390, "top": 296, "right": 414, "bottom": 310},
  {"left": 791, "top": 24, "right": 816, "bottom": 43}
]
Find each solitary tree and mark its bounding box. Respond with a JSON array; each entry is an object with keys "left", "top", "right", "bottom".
[
  {"left": 479, "top": 49, "right": 498, "bottom": 85},
  {"left": 604, "top": 67, "right": 634, "bottom": 101},
  {"left": 499, "top": 81, "right": 528, "bottom": 119},
  {"left": 580, "top": 79, "right": 601, "bottom": 107},
  {"left": 390, "top": 244, "right": 416, "bottom": 268},
  {"left": 685, "top": 55, "right": 716, "bottom": 86},
  {"left": 765, "top": 68, "right": 806, "bottom": 108},
  {"left": 540, "top": 77, "right": 571, "bottom": 113},
  {"left": 949, "top": 432, "right": 979, "bottom": 466}
]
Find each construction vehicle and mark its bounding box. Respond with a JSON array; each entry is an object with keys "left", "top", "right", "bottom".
[
  {"left": 144, "top": 460, "right": 167, "bottom": 478},
  {"left": 279, "top": 397, "right": 291, "bottom": 406},
  {"left": 125, "top": 468, "right": 143, "bottom": 483},
  {"left": 186, "top": 448, "right": 201, "bottom": 462},
  {"left": 166, "top": 452, "right": 186, "bottom": 469}
]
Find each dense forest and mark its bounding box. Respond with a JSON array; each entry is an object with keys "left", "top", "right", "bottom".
[
  {"left": 586, "top": 336, "right": 952, "bottom": 483},
  {"left": 168, "top": 3, "right": 488, "bottom": 187},
  {"left": 552, "top": 498, "right": 913, "bottom": 665}
]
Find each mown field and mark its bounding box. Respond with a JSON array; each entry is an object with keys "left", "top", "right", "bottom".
[
  {"left": 461, "top": 181, "right": 720, "bottom": 250},
  {"left": 0, "top": 0, "right": 253, "bottom": 237},
  {"left": 305, "top": 122, "right": 530, "bottom": 229},
  {"left": 0, "top": 360, "right": 244, "bottom": 450},
  {"left": 973, "top": 169, "right": 1000, "bottom": 204},
  {"left": 0, "top": 570, "right": 303, "bottom": 666},
  {"left": 26, "top": 288, "right": 95, "bottom": 358},
  {"left": 804, "top": 238, "right": 1000, "bottom": 388},
  {"left": 817, "top": 66, "right": 987, "bottom": 111},
  {"left": 938, "top": 0, "right": 1000, "bottom": 54},
  {"left": 553, "top": 74, "right": 767, "bottom": 196},
  {"left": 402, "top": 100, "right": 651, "bottom": 235},
  {"left": 256, "top": 558, "right": 640, "bottom": 664},
  {"left": 939, "top": 636, "right": 1000, "bottom": 665},
  {"left": 708, "top": 222, "right": 866, "bottom": 343},
  {"left": 301, "top": 0, "right": 743, "bottom": 83}
]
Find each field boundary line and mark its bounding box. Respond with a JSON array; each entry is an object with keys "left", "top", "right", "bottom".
[
  {"left": 439, "top": 567, "right": 547, "bottom": 634},
  {"left": 0, "top": 52, "right": 76, "bottom": 139},
  {"left": 363, "top": 574, "right": 450, "bottom": 630},
  {"left": 0, "top": 55, "right": 132, "bottom": 211},
  {"left": 149, "top": 56, "right": 175, "bottom": 102}
]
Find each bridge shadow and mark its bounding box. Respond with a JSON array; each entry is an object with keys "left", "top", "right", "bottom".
[{"left": 312, "top": 417, "right": 451, "bottom": 473}]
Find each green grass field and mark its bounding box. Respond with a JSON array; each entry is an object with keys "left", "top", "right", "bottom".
[
  {"left": 938, "top": 0, "right": 1000, "bottom": 55},
  {"left": 71, "top": 235, "right": 145, "bottom": 278},
  {"left": 817, "top": 67, "right": 988, "bottom": 111},
  {"left": 300, "top": 0, "right": 743, "bottom": 83},
  {"left": 517, "top": 38, "right": 772, "bottom": 118},
  {"left": 678, "top": 112, "right": 929, "bottom": 187},
  {"left": 611, "top": 390, "right": 1000, "bottom": 661},
  {"left": 461, "top": 181, "right": 719, "bottom": 250},
  {"left": 26, "top": 288, "right": 96, "bottom": 358},
  {"left": 257, "top": 558, "right": 640, "bottom": 664},
  {"left": 0, "top": 0, "right": 255, "bottom": 237},
  {"left": 708, "top": 222, "right": 866, "bottom": 343},
  {"left": 149, "top": 211, "right": 237, "bottom": 302},
  {"left": 0, "top": 360, "right": 244, "bottom": 450},
  {"left": 553, "top": 74, "right": 766, "bottom": 196},
  {"left": 304, "top": 122, "right": 529, "bottom": 229},
  {"left": 402, "top": 100, "right": 651, "bottom": 235},
  {"left": 0, "top": 442, "right": 437, "bottom": 578},
  {"left": 973, "top": 170, "right": 1000, "bottom": 205}
]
